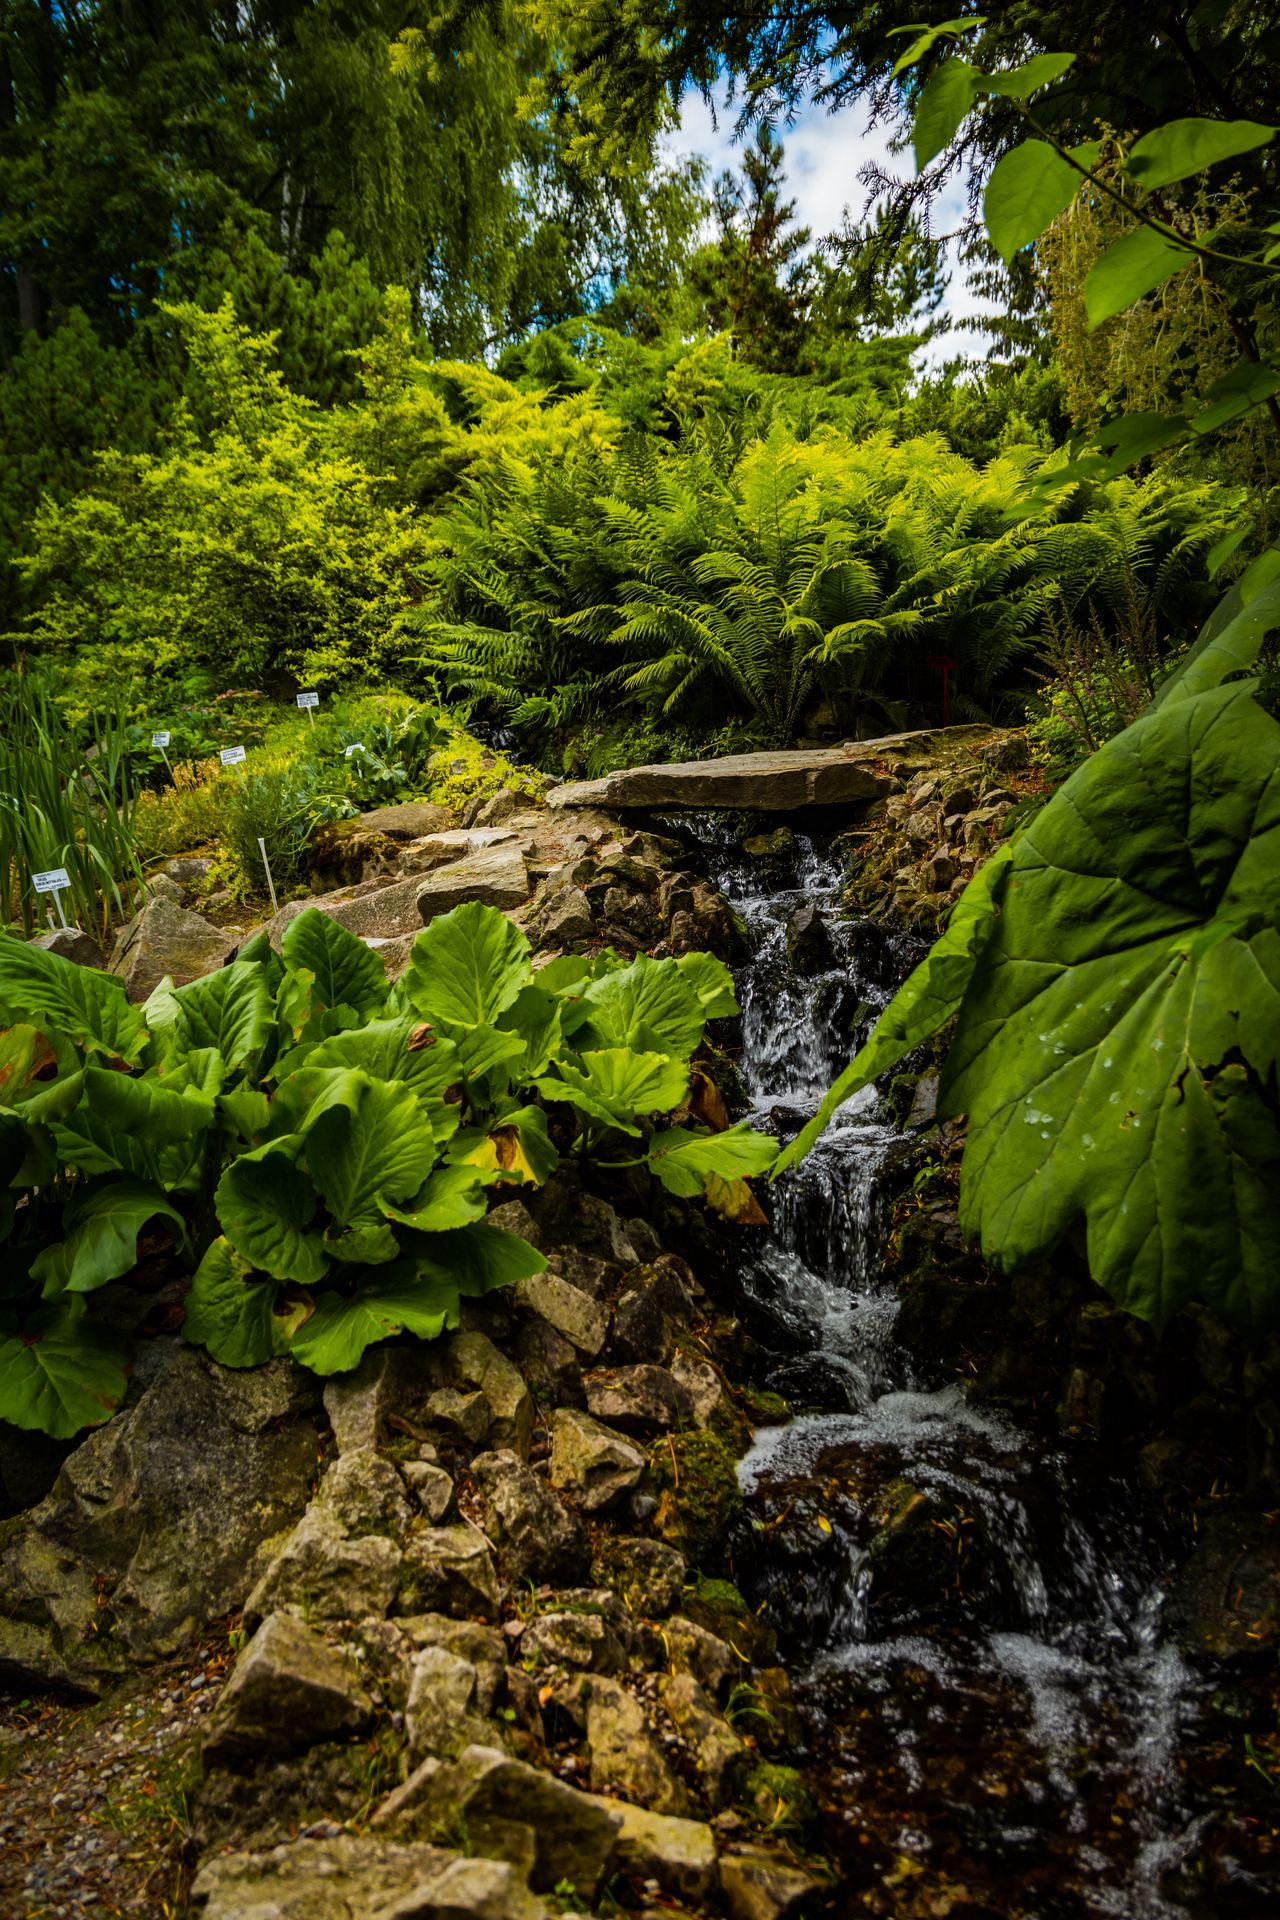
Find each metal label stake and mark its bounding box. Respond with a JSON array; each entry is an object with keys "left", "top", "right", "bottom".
[
  {"left": 257, "top": 837, "right": 280, "bottom": 914},
  {"left": 221, "top": 745, "right": 248, "bottom": 782},
  {"left": 297, "top": 691, "right": 320, "bottom": 727},
  {"left": 151, "top": 730, "right": 174, "bottom": 780}
]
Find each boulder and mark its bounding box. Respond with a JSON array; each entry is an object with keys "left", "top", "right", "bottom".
[
  {"left": 784, "top": 904, "right": 832, "bottom": 976},
  {"left": 396, "top": 1524, "right": 502, "bottom": 1622},
  {"left": 29, "top": 926, "right": 105, "bottom": 969},
  {"left": 471, "top": 1448, "right": 589, "bottom": 1584},
  {"left": 396, "top": 1616, "right": 509, "bottom": 1715},
  {"left": 245, "top": 1506, "right": 402, "bottom": 1624},
  {"left": 663, "top": 1617, "right": 736, "bottom": 1700},
  {"left": 545, "top": 742, "right": 918, "bottom": 811},
  {"left": 340, "top": 802, "right": 454, "bottom": 839},
  {"left": 417, "top": 846, "right": 529, "bottom": 920},
  {"left": 581, "top": 1675, "right": 689, "bottom": 1814},
  {"left": 403, "top": 1461, "right": 456, "bottom": 1524},
  {"left": 191, "top": 1836, "right": 546, "bottom": 1920},
  {"left": 591, "top": 1537, "right": 687, "bottom": 1617},
  {"left": 203, "top": 1612, "right": 373, "bottom": 1763},
  {"left": 388, "top": 1743, "right": 622, "bottom": 1897},
  {"left": 515, "top": 1271, "right": 609, "bottom": 1358},
  {"left": 607, "top": 1261, "right": 695, "bottom": 1366},
  {"left": 322, "top": 1350, "right": 435, "bottom": 1453},
  {"left": 540, "top": 886, "right": 594, "bottom": 946},
  {"left": 582, "top": 1364, "right": 692, "bottom": 1435},
  {"left": 108, "top": 894, "right": 238, "bottom": 1000},
  {"left": 0, "top": 1346, "right": 321, "bottom": 1690},
  {"left": 607, "top": 1801, "right": 720, "bottom": 1904},
  {"left": 548, "top": 1409, "right": 646, "bottom": 1512},
  {"left": 718, "top": 1848, "right": 827, "bottom": 1920}
]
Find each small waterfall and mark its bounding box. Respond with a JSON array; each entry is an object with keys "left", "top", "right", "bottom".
[{"left": 687, "top": 822, "right": 1219, "bottom": 1920}]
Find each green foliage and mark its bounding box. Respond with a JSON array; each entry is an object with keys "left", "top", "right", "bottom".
[{"left": 0, "top": 903, "right": 773, "bottom": 1436}]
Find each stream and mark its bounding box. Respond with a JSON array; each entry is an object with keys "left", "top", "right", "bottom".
[{"left": 692, "top": 827, "right": 1246, "bottom": 1920}]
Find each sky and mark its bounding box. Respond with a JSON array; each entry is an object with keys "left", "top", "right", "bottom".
[{"left": 664, "top": 85, "right": 1002, "bottom": 369}]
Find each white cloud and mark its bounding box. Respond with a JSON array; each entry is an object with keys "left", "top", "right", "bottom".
[{"left": 662, "top": 84, "right": 1002, "bottom": 372}]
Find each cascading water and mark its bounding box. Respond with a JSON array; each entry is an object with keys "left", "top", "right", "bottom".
[{"left": 693, "top": 824, "right": 1233, "bottom": 1920}]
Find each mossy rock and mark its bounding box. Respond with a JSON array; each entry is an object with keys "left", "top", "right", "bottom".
[
  {"left": 684, "top": 1573, "right": 777, "bottom": 1664},
  {"left": 740, "top": 1388, "right": 791, "bottom": 1428},
  {"left": 746, "top": 1760, "right": 818, "bottom": 1830},
  {"left": 648, "top": 1431, "right": 742, "bottom": 1561}
]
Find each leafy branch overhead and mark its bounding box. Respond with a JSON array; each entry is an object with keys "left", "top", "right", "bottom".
[{"left": 0, "top": 904, "right": 775, "bottom": 1437}]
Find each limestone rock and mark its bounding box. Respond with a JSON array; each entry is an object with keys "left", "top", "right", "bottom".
[
  {"left": 471, "top": 1448, "right": 589, "bottom": 1584},
  {"left": 515, "top": 1271, "right": 608, "bottom": 1358},
  {"left": 29, "top": 926, "right": 105, "bottom": 969},
  {"left": 591, "top": 1537, "right": 687, "bottom": 1617},
  {"left": 663, "top": 1617, "right": 736, "bottom": 1700},
  {"left": 417, "top": 846, "right": 529, "bottom": 920},
  {"left": 245, "top": 1506, "right": 402, "bottom": 1624},
  {"left": 440, "top": 1332, "right": 534, "bottom": 1457},
  {"left": 545, "top": 1247, "right": 622, "bottom": 1301},
  {"left": 109, "top": 893, "right": 237, "bottom": 1000},
  {"left": 397, "top": 1616, "right": 509, "bottom": 1714},
  {"left": 608, "top": 1801, "right": 720, "bottom": 1904},
  {"left": 316, "top": 1447, "right": 413, "bottom": 1536},
  {"left": 545, "top": 741, "right": 946, "bottom": 811},
  {"left": 512, "top": 1315, "right": 583, "bottom": 1407},
  {"left": 719, "top": 1848, "right": 826, "bottom": 1920},
  {"left": 584, "top": 1676, "right": 690, "bottom": 1815},
  {"left": 341, "top": 802, "right": 454, "bottom": 839},
  {"left": 608, "top": 1275, "right": 691, "bottom": 1367},
  {"left": 389, "top": 1743, "right": 622, "bottom": 1897},
  {"left": 425, "top": 1386, "right": 492, "bottom": 1447},
  {"left": 203, "top": 1612, "right": 373, "bottom": 1763},
  {"left": 406, "top": 1645, "right": 490, "bottom": 1761},
  {"left": 397, "top": 1524, "right": 502, "bottom": 1622},
  {"left": 322, "top": 1350, "right": 434, "bottom": 1453},
  {"left": 541, "top": 885, "right": 594, "bottom": 946},
  {"left": 0, "top": 1346, "right": 320, "bottom": 1690},
  {"left": 403, "top": 1460, "right": 456, "bottom": 1524},
  {"left": 784, "top": 903, "right": 831, "bottom": 976},
  {"left": 524, "top": 1608, "right": 627, "bottom": 1675},
  {"left": 583, "top": 1364, "right": 692, "bottom": 1435},
  {"left": 191, "top": 1836, "right": 546, "bottom": 1920},
  {"left": 549, "top": 1409, "right": 646, "bottom": 1512},
  {"left": 659, "top": 1673, "right": 747, "bottom": 1808}
]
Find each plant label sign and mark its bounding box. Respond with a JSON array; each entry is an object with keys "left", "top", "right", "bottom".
[
  {"left": 345, "top": 742, "right": 363, "bottom": 757},
  {"left": 33, "top": 867, "right": 72, "bottom": 929},
  {"left": 151, "top": 731, "right": 171, "bottom": 748},
  {"left": 296, "top": 691, "right": 320, "bottom": 709},
  {"left": 220, "top": 746, "right": 247, "bottom": 767}
]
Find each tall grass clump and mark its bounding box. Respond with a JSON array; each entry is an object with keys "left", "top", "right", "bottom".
[{"left": 0, "top": 677, "right": 143, "bottom": 941}]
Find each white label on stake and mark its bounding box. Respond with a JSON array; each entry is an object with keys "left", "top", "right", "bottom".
[
  {"left": 151, "top": 731, "right": 171, "bottom": 748},
  {"left": 33, "top": 867, "right": 71, "bottom": 894},
  {"left": 220, "top": 746, "right": 247, "bottom": 767},
  {"left": 296, "top": 690, "right": 320, "bottom": 710},
  {"left": 344, "top": 742, "right": 363, "bottom": 757}
]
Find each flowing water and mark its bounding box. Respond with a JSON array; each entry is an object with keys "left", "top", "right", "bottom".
[{"left": 692, "top": 827, "right": 1241, "bottom": 1920}]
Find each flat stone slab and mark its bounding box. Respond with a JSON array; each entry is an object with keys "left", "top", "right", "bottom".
[{"left": 545, "top": 727, "right": 994, "bottom": 812}]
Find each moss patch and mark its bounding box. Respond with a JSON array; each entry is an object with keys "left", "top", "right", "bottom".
[{"left": 649, "top": 1430, "right": 742, "bottom": 1561}]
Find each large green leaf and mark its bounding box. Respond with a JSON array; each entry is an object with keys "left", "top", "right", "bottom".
[
  {"left": 913, "top": 59, "right": 979, "bottom": 170},
  {"left": 281, "top": 910, "right": 388, "bottom": 1018},
  {"left": 579, "top": 953, "right": 704, "bottom": 1060},
  {"left": 301, "top": 1071, "right": 439, "bottom": 1225},
  {"left": 648, "top": 1123, "right": 778, "bottom": 1198},
  {"left": 0, "top": 936, "right": 148, "bottom": 1065},
  {"left": 497, "top": 985, "right": 564, "bottom": 1078},
  {"left": 1154, "top": 571, "right": 1280, "bottom": 709},
  {"left": 31, "top": 1179, "right": 184, "bottom": 1297},
  {"left": 288, "top": 1262, "right": 463, "bottom": 1373},
  {"left": 383, "top": 1161, "right": 497, "bottom": 1232},
  {"left": 445, "top": 1104, "right": 560, "bottom": 1187},
  {"left": 419, "top": 1221, "right": 548, "bottom": 1295},
  {"left": 536, "top": 1048, "right": 690, "bottom": 1135},
  {"left": 984, "top": 138, "right": 1088, "bottom": 264},
  {"left": 302, "top": 1017, "right": 462, "bottom": 1109},
  {"left": 146, "top": 961, "right": 274, "bottom": 1072},
  {"left": 774, "top": 844, "right": 1014, "bottom": 1174},
  {"left": 1125, "top": 117, "right": 1275, "bottom": 190},
  {"left": 183, "top": 1237, "right": 290, "bottom": 1368},
  {"left": 978, "top": 51, "right": 1075, "bottom": 99},
  {"left": 940, "top": 681, "right": 1280, "bottom": 1334},
  {"left": 216, "top": 1136, "right": 331, "bottom": 1285},
  {"left": 53, "top": 1070, "right": 216, "bottom": 1192},
  {"left": 403, "top": 901, "right": 532, "bottom": 1028},
  {"left": 674, "top": 951, "right": 740, "bottom": 1021},
  {"left": 0, "top": 1301, "right": 129, "bottom": 1437},
  {"left": 1084, "top": 224, "right": 1197, "bottom": 328}
]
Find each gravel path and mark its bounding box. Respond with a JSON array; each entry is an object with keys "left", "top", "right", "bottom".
[{"left": 0, "top": 1639, "right": 233, "bottom": 1919}]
